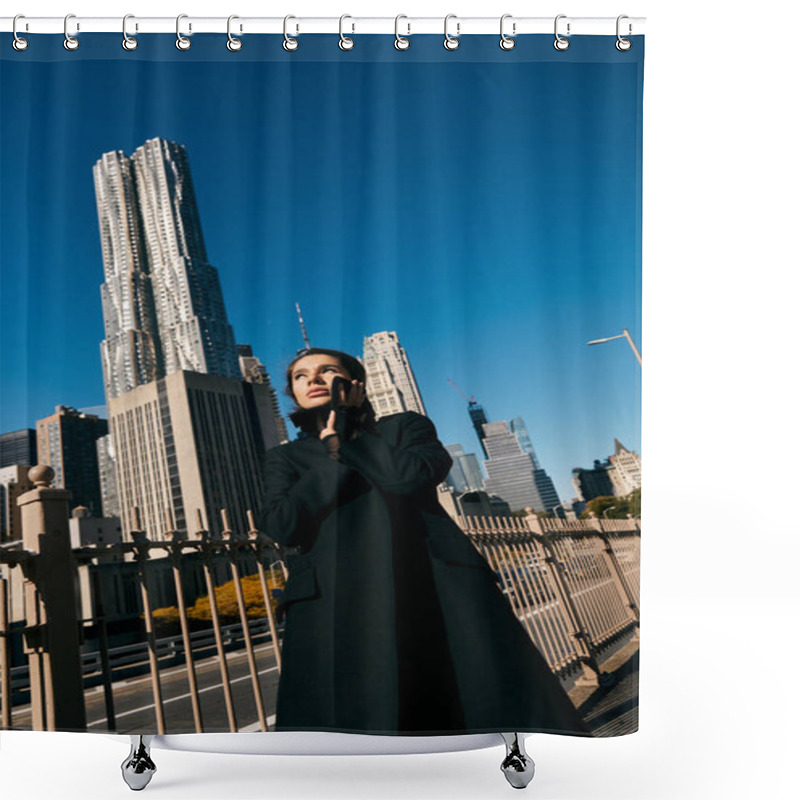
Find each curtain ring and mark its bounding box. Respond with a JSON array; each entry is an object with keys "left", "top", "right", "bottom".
[
  {"left": 339, "top": 14, "right": 355, "bottom": 50},
  {"left": 499, "top": 14, "right": 516, "bottom": 50},
  {"left": 443, "top": 14, "right": 460, "bottom": 51},
  {"left": 122, "top": 15, "right": 138, "bottom": 51},
  {"left": 12, "top": 14, "right": 28, "bottom": 51},
  {"left": 394, "top": 15, "right": 410, "bottom": 50},
  {"left": 63, "top": 13, "right": 79, "bottom": 51},
  {"left": 176, "top": 14, "right": 191, "bottom": 50},
  {"left": 616, "top": 15, "right": 632, "bottom": 51},
  {"left": 283, "top": 15, "right": 298, "bottom": 51},
  {"left": 227, "top": 15, "right": 242, "bottom": 51},
  {"left": 553, "top": 14, "right": 570, "bottom": 51}
]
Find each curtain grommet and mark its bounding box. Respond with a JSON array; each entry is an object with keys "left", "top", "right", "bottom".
[
  {"left": 176, "top": 14, "right": 191, "bottom": 50},
  {"left": 63, "top": 14, "right": 79, "bottom": 51},
  {"left": 554, "top": 15, "right": 570, "bottom": 51},
  {"left": 394, "top": 15, "right": 410, "bottom": 50},
  {"left": 615, "top": 15, "right": 632, "bottom": 51},
  {"left": 443, "top": 14, "right": 460, "bottom": 51},
  {"left": 283, "top": 15, "right": 299, "bottom": 51},
  {"left": 227, "top": 15, "right": 242, "bottom": 51},
  {"left": 500, "top": 14, "right": 516, "bottom": 50},
  {"left": 339, "top": 15, "right": 355, "bottom": 51},
  {"left": 12, "top": 15, "right": 28, "bottom": 51},
  {"left": 122, "top": 15, "right": 138, "bottom": 51}
]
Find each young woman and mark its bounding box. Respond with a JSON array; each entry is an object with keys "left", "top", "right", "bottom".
[{"left": 258, "top": 347, "right": 591, "bottom": 737}]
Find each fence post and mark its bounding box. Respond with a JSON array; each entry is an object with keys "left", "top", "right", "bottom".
[
  {"left": 524, "top": 510, "right": 600, "bottom": 688},
  {"left": 594, "top": 520, "right": 640, "bottom": 640},
  {"left": 17, "top": 465, "right": 87, "bottom": 731}
]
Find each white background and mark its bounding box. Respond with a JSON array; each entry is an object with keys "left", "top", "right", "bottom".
[{"left": 1, "top": 1, "right": 798, "bottom": 798}]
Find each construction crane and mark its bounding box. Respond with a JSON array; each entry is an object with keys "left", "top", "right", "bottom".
[{"left": 447, "top": 378, "right": 475, "bottom": 405}]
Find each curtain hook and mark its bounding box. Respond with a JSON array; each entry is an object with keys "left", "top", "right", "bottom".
[
  {"left": 176, "top": 14, "right": 191, "bottom": 50},
  {"left": 64, "top": 13, "right": 79, "bottom": 51},
  {"left": 500, "top": 14, "right": 516, "bottom": 50},
  {"left": 122, "top": 15, "right": 138, "bottom": 51},
  {"left": 444, "top": 14, "right": 460, "bottom": 51},
  {"left": 12, "top": 14, "right": 28, "bottom": 51},
  {"left": 227, "top": 15, "right": 242, "bottom": 51},
  {"left": 339, "top": 14, "right": 354, "bottom": 51},
  {"left": 554, "top": 14, "right": 570, "bottom": 51},
  {"left": 394, "top": 14, "right": 410, "bottom": 50},
  {"left": 616, "top": 15, "right": 632, "bottom": 51},
  {"left": 283, "top": 15, "right": 299, "bottom": 51}
]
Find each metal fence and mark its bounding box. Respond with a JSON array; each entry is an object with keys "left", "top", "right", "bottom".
[{"left": 0, "top": 469, "right": 639, "bottom": 733}]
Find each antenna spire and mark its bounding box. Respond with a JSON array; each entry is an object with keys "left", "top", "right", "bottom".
[{"left": 295, "top": 302, "right": 311, "bottom": 352}]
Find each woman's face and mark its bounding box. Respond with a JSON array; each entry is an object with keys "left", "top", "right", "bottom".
[{"left": 290, "top": 354, "right": 353, "bottom": 410}]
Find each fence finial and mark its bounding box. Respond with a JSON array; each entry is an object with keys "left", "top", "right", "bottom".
[{"left": 28, "top": 465, "right": 55, "bottom": 488}]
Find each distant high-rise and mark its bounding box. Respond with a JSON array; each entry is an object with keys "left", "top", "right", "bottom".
[
  {"left": 36, "top": 405, "right": 108, "bottom": 515},
  {"left": 0, "top": 429, "right": 37, "bottom": 468},
  {"left": 482, "top": 420, "right": 560, "bottom": 513},
  {"left": 0, "top": 466, "right": 34, "bottom": 542},
  {"left": 468, "top": 401, "right": 490, "bottom": 458},
  {"left": 96, "top": 434, "right": 120, "bottom": 518},
  {"left": 238, "top": 344, "right": 289, "bottom": 444},
  {"left": 571, "top": 461, "right": 616, "bottom": 502},
  {"left": 509, "top": 417, "right": 539, "bottom": 467},
  {"left": 572, "top": 440, "right": 641, "bottom": 502},
  {"left": 362, "top": 331, "right": 427, "bottom": 418},
  {"left": 444, "top": 444, "right": 484, "bottom": 493},
  {"left": 94, "top": 137, "right": 240, "bottom": 400},
  {"left": 608, "top": 439, "right": 642, "bottom": 495}
]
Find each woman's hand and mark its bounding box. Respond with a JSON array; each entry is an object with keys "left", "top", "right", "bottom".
[{"left": 318, "top": 380, "right": 366, "bottom": 441}]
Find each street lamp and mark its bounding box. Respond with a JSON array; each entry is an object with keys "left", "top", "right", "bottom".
[{"left": 587, "top": 327, "right": 642, "bottom": 365}]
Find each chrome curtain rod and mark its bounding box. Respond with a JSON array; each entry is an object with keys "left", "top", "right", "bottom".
[{"left": 0, "top": 16, "right": 645, "bottom": 36}]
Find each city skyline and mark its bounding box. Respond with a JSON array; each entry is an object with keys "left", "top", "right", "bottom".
[{"left": 0, "top": 52, "right": 642, "bottom": 504}]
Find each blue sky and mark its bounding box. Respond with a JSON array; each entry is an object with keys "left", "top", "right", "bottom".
[{"left": 0, "top": 34, "right": 643, "bottom": 501}]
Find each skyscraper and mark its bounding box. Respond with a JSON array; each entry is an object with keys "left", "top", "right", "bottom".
[
  {"left": 510, "top": 416, "right": 539, "bottom": 466},
  {"left": 94, "top": 137, "right": 240, "bottom": 400},
  {"left": 608, "top": 439, "right": 642, "bottom": 495},
  {"left": 0, "top": 429, "right": 37, "bottom": 468},
  {"left": 468, "top": 400, "right": 490, "bottom": 458},
  {"left": 238, "top": 344, "right": 289, "bottom": 445},
  {"left": 571, "top": 461, "right": 616, "bottom": 502},
  {"left": 509, "top": 416, "right": 560, "bottom": 510},
  {"left": 444, "top": 444, "right": 484, "bottom": 493},
  {"left": 36, "top": 405, "right": 108, "bottom": 515},
  {"left": 571, "top": 440, "right": 642, "bottom": 502},
  {"left": 95, "top": 138, "right": 285, "bottom": 538},
  {"left": 0, "top": 466, "right": 34, "bottom": 542},
  {"left": 482, "top": 420, "right": 560, "bottom": 513},
  {"left": 362, "top": 331, "right": 427, "bottom": 418}
]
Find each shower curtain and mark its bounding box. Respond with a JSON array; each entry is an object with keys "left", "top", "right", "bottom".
[{"left": 0, "top": 27, "right": 642, "bottom": 740}]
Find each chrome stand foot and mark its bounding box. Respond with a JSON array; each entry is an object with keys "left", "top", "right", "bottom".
[
  {"left": 121, "top": 735, "right": 157, "bottom": 791},
  {"left": 500, "top": 733, "right": 535, "bottom": 789}
]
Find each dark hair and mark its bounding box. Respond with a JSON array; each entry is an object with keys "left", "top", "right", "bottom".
[{"left": 284, "top": 347, "right": 377, "bottom": 436}]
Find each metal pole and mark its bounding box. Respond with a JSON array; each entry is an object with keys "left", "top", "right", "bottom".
[
  {"left": 222, "top": 509, "right": 267, "bottom": 732},
  {"left": 198, "top": 510, "right": 237, "bottom": 732},
  {"left": 0, "top": 578, "right": 10, "bottom": 728},
  {"left": 167, "top": 507, "right": 204, "bottom": 733},
  {"left": 131, "top": 508, "right": 166, "bottom": 734},
  {"left": 90, "top": 569, "right": 117, "bottom": 731},
  {"left": 622, "top": 328, "right": 643, "bottom": 365}
]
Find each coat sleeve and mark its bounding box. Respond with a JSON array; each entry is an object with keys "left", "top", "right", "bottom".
[
  {"left": 257, "top": 445, "right": 355, "bottom": 549},
  {"left": 336, "top": 412, "right": 453, "bottom": 495}
]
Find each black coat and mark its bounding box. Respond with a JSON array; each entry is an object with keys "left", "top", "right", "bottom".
[{"left": 258, "top": 410, "right": 590, "bottom": 736}]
